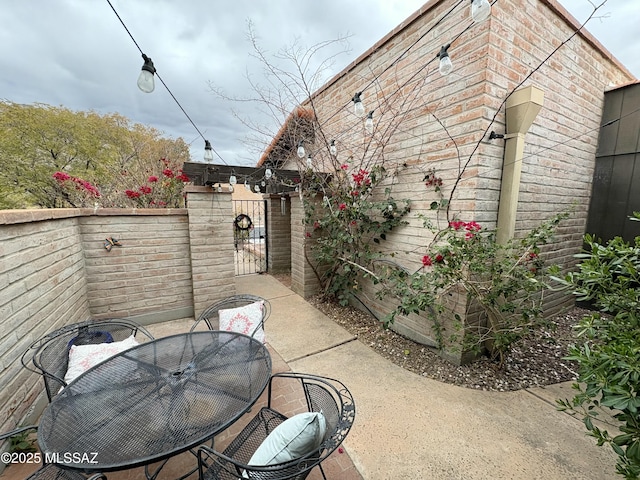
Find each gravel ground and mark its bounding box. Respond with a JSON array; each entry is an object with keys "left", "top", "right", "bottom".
[{"left": 306, "top": 295, "right": 589, "bottom": 392}]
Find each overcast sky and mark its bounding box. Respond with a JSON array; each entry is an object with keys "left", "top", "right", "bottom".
[{"left": 1, "top": 0, "right": 638, "bottom": 167}]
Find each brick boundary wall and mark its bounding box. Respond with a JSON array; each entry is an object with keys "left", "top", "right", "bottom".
[{"left": 0, "top": 186, "right": 235, "bottom": 440}]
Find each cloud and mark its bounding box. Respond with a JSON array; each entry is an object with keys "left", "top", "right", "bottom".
[{"left": 1, "top": 0, "right": 637, "bottom": 167}]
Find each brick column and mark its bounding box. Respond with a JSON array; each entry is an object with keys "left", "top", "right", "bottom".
[
  {"left": 265, "top": 194, "right": 291, "bottom": 274},
  {"left": 290, "top": 194, "right": 323, "bottom": 298},
  {"left": 185, "top": 186, "right": 235, "bottom": 318}
]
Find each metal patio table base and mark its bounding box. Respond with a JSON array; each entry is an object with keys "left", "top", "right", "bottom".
[{"left": 37, "top": 331, "right": 272, "bottom": 480}]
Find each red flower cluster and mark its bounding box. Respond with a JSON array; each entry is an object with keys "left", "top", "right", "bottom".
[
  {"left": 125, "top": 190, "right": 141, "bottom": 199},
  {"left": 352, "top": 169, "right": 371, "bottom": 187},
  {"left": 449, "top": 220, "right": 482, "bottom": 232},
  {"left": 339, "top": 203, "right": 347, "bottom": 211},
  {"left": 422, "top": 255, "right": 432, "bottom": 267},
  {"left": 340, "top": 164, "right": 349, "bottom": 171},
  {"left": 53, "top": 172, "right": 101, "bottom": 197},
  {"left": 148, "top": 175, "right": 159, "bottom": 183},
  {"left": 424, "top": 172, "right": 443, "bottom": 188}
]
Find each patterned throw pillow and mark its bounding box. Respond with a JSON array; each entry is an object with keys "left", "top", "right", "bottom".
[
  {"left": 64, "top": 335, "right": 139, "bottom": 385},
  {"left": 218, "top": 301, "right": 266, "bottom": 343}
]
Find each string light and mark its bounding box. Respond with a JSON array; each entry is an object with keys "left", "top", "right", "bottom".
[
  {"left": 365, "top": 111, "right": 375, "bottom": 134},
  {"left": 297, "top": 140, "right": 306, "bottom": 158},
  {"left": 352, "top": 92, "right": 365, "bottom": 117},
  {"left": 254, "top": 184, "right": 261, "bottom": 193},
  {"left": 204, "top": 140, "right": 214, "bottom": 162},
  {"left": 265, "top": 168, "right": 273, "bottom": 179},
  {"left": 471, "top": 0, "right": 491, "bottom": 23},
  {"left": 244, "top": 179, "right": 250, "bottom": 191},
  {"left": 229, "top": 173, "right": 237, "bottom": 185},
  {"left": 306, "top": 155, "right": 313, "bottom": 168},
  {"left": 228, "top": 184, "right": 234, "bottom": 192},
  {"left": 216, "top": 183, "right": 222, "bottom": 193},
  {"left": 137, "top": 54, "right": 156, "bottom": 93},
  {"left": 437, "top": 44, "right": 453, "bottom": 76},
  {"left": 106, "top": 0, "right": 229, "bottom": 164},
  {"left": 330, "top": 140, "right": 337, "bottom": 156}
]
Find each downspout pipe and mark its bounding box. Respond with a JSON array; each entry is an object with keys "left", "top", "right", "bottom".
[{"left": 496, "top": 86, "right": 545, "bottom": 244}]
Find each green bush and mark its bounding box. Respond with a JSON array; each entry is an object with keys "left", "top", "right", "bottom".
[{"left": 555, "top": 226, "right": 640, "bottom": 479}]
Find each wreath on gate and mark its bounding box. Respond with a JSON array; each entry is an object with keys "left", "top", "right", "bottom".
[{"left": 234, "top": 214, "right": 253, "bottom": 231}]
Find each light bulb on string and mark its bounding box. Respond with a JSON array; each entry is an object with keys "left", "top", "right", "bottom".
[
  {"left": 228, "top": 184, "right": 234, "bottom": 192},
  {"left": 297, "top": 140, "right": 306, "bottom": 158},
  {"left": 261, "top": 180, "right": 266, "bottom": 187},
  {"left": 352, "top": 92, "right": 365, "bottom": 117},
  {"left": 244, "top": 179, "right": 250, "bottom": 191},
  {"left": 216, "top": 184, "right": 222, "bottom": 193},
  {"left": 265, "top": 168, "right": 273, "bottom": 179},
  {"left": 365, "top": 111, "right": 374, "bottom": 135},
  {"left": 204, "top": 140, "right": 214, "bottom": 162},
  {"left": 471, "top": 0, "right": 491, "bottom": 23},
  {"left": 437, "top": 44, "right": 453, "bottom": 76},
  {"left": 229, "top": 173, "right": 237, "bottom": 185},
  {"left": 137, "top": 54, "right": 156, "bottom": 93},
  {"left": 306, "top": 155, "right": 313, "bottom": 168},
  {"left": 330, "top": 140, "right": 337, "bottom": 157},
  {"left": 254, "top": 184, "right": 260, "bottom": 193}
]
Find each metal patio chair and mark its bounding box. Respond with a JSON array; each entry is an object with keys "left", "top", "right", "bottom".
[
  {"left": 197, "top": 372, "right": 356, "bottom": 480},
  {"left": 0, "top": 426, "right": 106, "bottom": 480},
  {"left": 190, "top": 294, "right": 271, "bottom": 339},
  {"left": 21, "top": 318, "right": 155, "bottom": 402}
]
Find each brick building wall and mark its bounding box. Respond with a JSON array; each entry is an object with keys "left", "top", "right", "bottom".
[{"left": 284, "top": 0, "right": 635, "bottom": 355}]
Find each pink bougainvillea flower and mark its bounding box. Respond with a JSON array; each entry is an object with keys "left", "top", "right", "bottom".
[
  {"left": 148, "top": 175, "right": 159, "bottom": 183},
  {"left": 422, "top": 255, "right": 432, "bottom": 267},
  {"left": 465, "top": 231, "right": 475, "bottom": 240},
  {"left": 449, "top": 220, "right": 465, "bottom": 231},
  {"left": 435, "top": 253, "right": 444, "bottom": 263},
  {"left": 52, "top": 171, "right": 71, "bottom": 182},
  {"left": 465, "top": 221, "right": 481, "bottom": 232},
  {"left": 176, "top": 173, "right": 190, "bottom": 182},
  {"left": 313, "top": 221, "right": 321, "bottom": 230},
  {"left": 350, "top": 220, "right": 357, "bottom": 226},
  {"left": 125, "top": 190, "right": 141, "bottom": 199},
  {"left": 351, "top": 190, "right": 359, "bottom": 196},
  {"left": 305, "top": 232, "right": 312, "bottom": 238},
  {"left": 340, "top": 164, "right": 349, "bottom": 170},
  {"left": 162, "top": 168, "right": 174, "bottom": 178},
  {"left": 339, "top": 203, "right": 347, "bottom": 211},
  {"left": 139, "top": 185, "right": 152, "bottom": 195}
]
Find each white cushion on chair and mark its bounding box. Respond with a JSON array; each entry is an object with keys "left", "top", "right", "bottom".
[
  {"left": 219, "top": 301, "right": 266, "bottom": 343},
  {"left": 64, "top": 335, "right": 139, "bottom": 385},
  {"left": 248, "top": 412, "right": 327, "bottom": 467}
]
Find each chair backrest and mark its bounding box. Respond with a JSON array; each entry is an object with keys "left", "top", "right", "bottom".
[
  {"left": 21, "top": 319, "right": 154, "bottom": 402},
  {"left": 267, "top": 373, "right": 355, "bottom": 461},
  {"left": 198, "top": 373, "right": 355, "bottom": 479},
  {"left": 191, "top": 295, "right": 271, "bottom": 335}
]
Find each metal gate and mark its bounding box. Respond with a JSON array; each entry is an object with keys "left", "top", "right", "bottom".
[{"left": 233, "top": 200, "right": 268, "bottom": 275}]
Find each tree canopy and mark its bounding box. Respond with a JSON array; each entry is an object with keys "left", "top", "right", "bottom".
[{"left": 0, "top": 102, "right": 191, "bottom": 209}]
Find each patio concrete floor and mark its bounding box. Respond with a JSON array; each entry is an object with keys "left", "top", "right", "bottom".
[{"left": 2, "top": 273, "right": 619, "bottom": 479}]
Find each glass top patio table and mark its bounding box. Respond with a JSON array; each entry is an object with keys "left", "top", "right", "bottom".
[{"left": 37, "top": 331, "right": 272, "bottom": 473}]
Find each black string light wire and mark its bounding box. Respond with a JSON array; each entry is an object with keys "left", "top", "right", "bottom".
[{"left": 105, "top": 0, "right": 228, "bottom": 165}]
